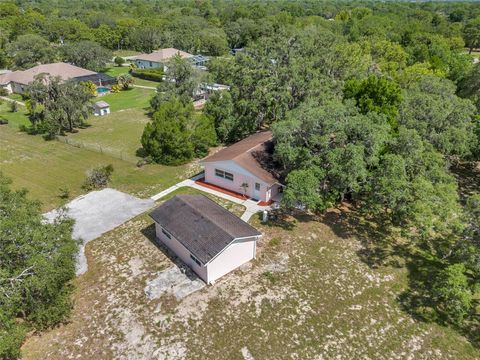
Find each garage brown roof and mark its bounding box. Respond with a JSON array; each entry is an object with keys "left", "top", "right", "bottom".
[
  {"left": 149, "top": 195, "right": 261, "bottom": 264},
  {"left": 202, "top": 131, "right": 279, "bottom": 185}
]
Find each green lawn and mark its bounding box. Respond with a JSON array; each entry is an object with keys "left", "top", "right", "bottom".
[
  {"left": 0, "top": 125, "right": 188, "bottom": 211},
  {"left": 103, "top": 66, "right": 161, "bottom": 88},
  {"left": 99, "top": 87, "right": 154, "bottom": 112},
  {"left": 62, "top": 108, "right": 150, "bottom": 161},
  {"left": 0, "top": 101, "right": 30, "bottom": 128}
]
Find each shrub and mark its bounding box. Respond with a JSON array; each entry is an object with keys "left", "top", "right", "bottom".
[
  {"left": 0, "top": 117, "right": 8, "bottom": 125},
  {"left": 80, "top": 81, "right": 97, "bottom": 96},
  {"left": 82, "top": 164, "right": 114, "bottom": 190},
  {"left": 111, "top": 84, "right": 121, "bottom": 93},
  {"left": 9, "top": 100, "right": 18, "bottom": 112},
  {"left": 131, "top": 68, "right": 164, "bottom": 82},
  {"left": 0, "top": 87, "right": 8, "bottom": 96},
  {"left": 58, "top": 187, "right": 70, "bottom": 199},
  {"left": 114, "top": 56, "right": 125, "bottom": 67}
]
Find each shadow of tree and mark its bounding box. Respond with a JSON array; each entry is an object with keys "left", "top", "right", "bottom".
[{"left": 264, "top": 203, "right": 480, "bottom": 349}]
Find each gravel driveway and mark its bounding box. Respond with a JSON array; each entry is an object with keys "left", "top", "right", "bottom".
[{"left": 44, "top": 188, "right": 154, "bottom": 275}]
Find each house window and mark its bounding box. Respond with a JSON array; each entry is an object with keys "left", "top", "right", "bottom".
[
  {"left": 161, "top": 227, "right": 171, "bottom": 239},
  {"left": 190, "top": 254, "right": 201, "bottom": 266},
  {"left": 215, "top": 169, "right": 234, "bottom": 181},
  {"left": 255, "top": 183, "right": 261, "bottom": 191},
  {"left": 149, "top": 61, "right": 153, "bottom": 67}
]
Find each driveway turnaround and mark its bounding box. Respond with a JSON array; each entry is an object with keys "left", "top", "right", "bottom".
[{"left": 44, "top": 188, "right": 154, "bottom": 275}]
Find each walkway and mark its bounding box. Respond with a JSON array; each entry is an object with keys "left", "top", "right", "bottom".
[
  {"left": 150, "top": 175, "right": 274, "bottom": 221},
  {"left": 133, "top": 84, "right": 157, "bottom": 90},
  {"left": 0, "top": 96, "right": 25, "bottom": 106}
]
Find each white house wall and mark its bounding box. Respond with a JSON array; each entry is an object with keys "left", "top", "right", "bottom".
[
  {"left": 203, "top": 160, "right": 271, "bottom": 201},
  {"left": 206, "top": 237, "right": 257, "bottom": 283},
  {"left": 154, "top": 223, "right": 208, "bottom": 282},
  {"left": 135, "top": 59, "right": 164, "bottom": 70}
]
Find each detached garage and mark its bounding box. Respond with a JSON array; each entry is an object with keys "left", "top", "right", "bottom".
[{"left": 149, "top": 195, "right": 261, "bottom": 284}]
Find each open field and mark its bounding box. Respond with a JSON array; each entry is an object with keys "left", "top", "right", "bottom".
[
  {"left": 103, "top": 66, "right": 161, "bottom": 88},
  {"left": 21, "top": 204, "right": 480, "bottom": 359},
  {"left": 0, "top": 125, "right": 190, "bottom": 211},
  {"left": 61, "top": 108, "right": 150, "bottom": 161},
  {"left": 99, "top": 87, "right": 155, "bottom": 112},
  {"left": 0, "top": 101, "right": 29, "bottom": 128}
]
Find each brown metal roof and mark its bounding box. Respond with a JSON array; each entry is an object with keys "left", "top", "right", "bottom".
[
  {"left": 202, "top": 131, "right": 279, "bottom": 185},
  {"left": 149, "top": 195, "right": 261, "bottom": 264}
]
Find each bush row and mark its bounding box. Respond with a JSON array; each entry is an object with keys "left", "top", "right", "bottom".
[{"left": 130, "top": 68, "right": 164, "bottom": 82}]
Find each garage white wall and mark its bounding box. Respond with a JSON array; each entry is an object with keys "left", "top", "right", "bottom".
[
  {"left": 155, "top": 223, "right": 208, "bottom": 282},
  {"left": 206, "top": 237, "right": 257, "bottom": 284}
]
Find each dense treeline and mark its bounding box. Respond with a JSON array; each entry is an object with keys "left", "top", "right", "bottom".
[{"left": 0, "top": 174, "right": 77, "bottom": 359}]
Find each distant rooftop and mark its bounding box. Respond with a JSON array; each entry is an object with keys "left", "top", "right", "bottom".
[
  {"left": 0, "top": 62, "right": 97, "bottom": 85},
  {"left": 134, "top": 48, "right": 193, "bottom": 63}
]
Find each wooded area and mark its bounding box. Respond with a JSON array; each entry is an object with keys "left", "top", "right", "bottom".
[{"left": 1, "top": 0, "right": 480, "bottom": 358}]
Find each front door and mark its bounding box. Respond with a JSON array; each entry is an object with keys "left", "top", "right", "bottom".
[{"left": 253, "top": 182, "right": 261, "bottom": 201}]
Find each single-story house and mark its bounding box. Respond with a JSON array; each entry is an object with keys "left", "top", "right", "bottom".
[
  {"left": 0, "top": 62, "right": 115, "bottom": 94},
  {"left": 149, "top": 195, "right": 261, "bottom": 284},
  {"left": 133, "top": 48, "right": 194, "bottom": 70},
  {"left": 200, "top": 131, "right": 283, "bottom": 203},
  {"left": 93, "top": 101, "right": 110, "bottom": 116},
  {"left": 133, "top": 48, "right": 208, "bottom": 70}
]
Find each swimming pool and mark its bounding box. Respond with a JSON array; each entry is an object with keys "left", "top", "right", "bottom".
[{"left": 97, "top": 87, "right": 110, "bottom": 94}]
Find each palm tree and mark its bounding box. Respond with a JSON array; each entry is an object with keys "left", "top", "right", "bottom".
[{"left": 117, "top": 73, "right": 134, "bottom": 90}]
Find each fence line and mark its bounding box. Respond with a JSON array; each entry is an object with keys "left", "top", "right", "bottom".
[{"left": 56, "top": 136, "right": 140, "bottom": 164}]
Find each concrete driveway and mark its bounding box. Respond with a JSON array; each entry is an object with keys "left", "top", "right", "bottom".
[{"left": 44, "top": 188, "right": 154, "bottom": 275}]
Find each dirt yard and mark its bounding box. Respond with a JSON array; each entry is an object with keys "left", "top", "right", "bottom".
[{"left": 22, "top": 209, "right": 480, "bottom": 359}]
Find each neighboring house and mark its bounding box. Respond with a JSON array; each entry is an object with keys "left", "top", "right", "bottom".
[
  {"left": 200, "top": 131, "right": 283, "bottom": 203},
  {"left": 133, "top": 48, "right": 194, "bottom": 70},
  {"left": 93, "top": 101, "right": 110, "bottom": 116},
  {"left": 133, "top": 48, "right": 208, "bottom": 70},
  {"left": 149, "top": 195, "right": 261, "bottom": 284},
  {"left": 0, "top": 62, "right": 115, "bottom": 94}
]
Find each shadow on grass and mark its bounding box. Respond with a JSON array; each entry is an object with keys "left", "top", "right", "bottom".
[{"left": 257, "top": 208, "right": 316, "bottom": 231}]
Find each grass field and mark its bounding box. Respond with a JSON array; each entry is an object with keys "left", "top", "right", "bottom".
[
  {"left": 103, "top": 66, "right": 161, "bottom": 88},
  {"left": 0, "top": 125, "right": 188, "bottom": 211},
  {"left": 0, "top": 101, "right": 30, "bottom": 128},
  {"left": 99, "top": 87, "right": 155, "bottom": 112},
  {"left": 62, "top": 108, "right": 150, "bottom": 161},
  {"left": 20, "top": 206, "right": 480, "bottom": 359}
]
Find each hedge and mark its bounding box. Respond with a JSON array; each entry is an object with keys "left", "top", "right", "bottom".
[{"left": 131, "top": 68, "right": 164, "bottom": 82}]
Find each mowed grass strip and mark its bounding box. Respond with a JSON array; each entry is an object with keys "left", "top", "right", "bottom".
[
  {"left": 99, "top": 87, "right": 155, "bottom": 112},
  {"left": 63, "top": 108, "right": 149, "bottom": 160},
  {"left": 0, "top": 126, "right": 186, "bottom": 211}
]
